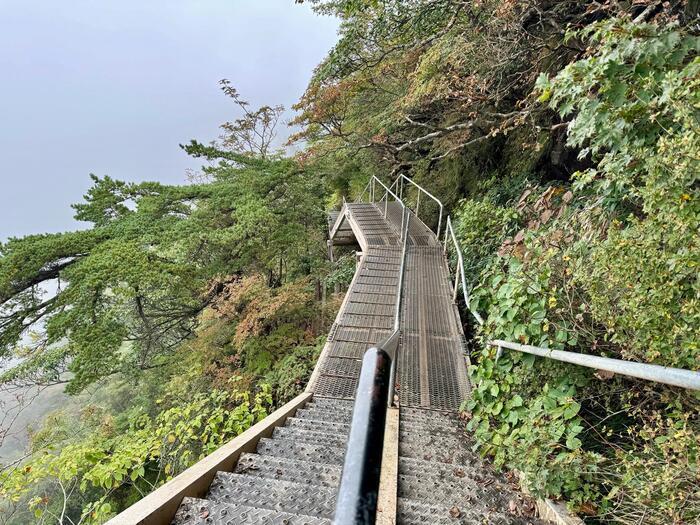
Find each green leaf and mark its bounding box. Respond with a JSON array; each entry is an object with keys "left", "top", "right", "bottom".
[
  {"left": 563, "top": 402, "right": 581, "bottom": 420},
  {"left": 565, "top": 435, "right": 582, "bottom": 450}
]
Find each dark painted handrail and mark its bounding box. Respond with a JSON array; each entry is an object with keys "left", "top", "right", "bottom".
[{"left": 333, "top": 346, "right": 392, "bottom": 524}]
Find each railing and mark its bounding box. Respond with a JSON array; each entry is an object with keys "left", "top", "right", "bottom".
[
  {"left": 334, "top": 208, "right": 410, "bottom": 525},
  {"left": 358, "top": 173, "right": 700, "bottom": 392},
  {"left": 389, "top": 174, "right": 700, "bottom": 392},
  {"left": 490, "top": 340, "right": 700, "bottom": 390},
  {"left": 336, "top": 172, "right": 700, "bottom": 524},
  {"left": 443, "top": 216, "right": 484, "bottom": 325},
  {"left": 390, "top": 173, "right": 443, "bottom": 237}
]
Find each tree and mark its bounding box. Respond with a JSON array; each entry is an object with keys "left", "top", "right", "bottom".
[
  {"left": 216, "top": 79, "right": 284, "bottom": 159},
  {"left": 0, "top": 150, "right": 326, "bottom": 395}
]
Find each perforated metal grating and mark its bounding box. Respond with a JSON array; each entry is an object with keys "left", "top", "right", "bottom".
[
  {"left": 318, "top": 203, "right": 470, "bottom": 410},
  {"left": 397, "top": 246, "right": 470, "bottom": 411},
  {"left": 312, "top": 205, "right": 403, "bottom": 399}
]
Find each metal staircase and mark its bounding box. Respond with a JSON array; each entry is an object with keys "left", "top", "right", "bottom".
[
  {"left": 108, "top": 173, "right": 700, "bottom": 525},
  {"left": 108, "top": 176, "right": 554, "bottom": 525},
  {"left": 172, "top": 398, "right": 353, "bottom": 525}
]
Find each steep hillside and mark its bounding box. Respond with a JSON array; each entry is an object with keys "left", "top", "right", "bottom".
[{"left": 293, "top": 2, "right": 699, "bottom": 523}]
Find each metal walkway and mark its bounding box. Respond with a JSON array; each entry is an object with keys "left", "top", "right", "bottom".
[
  {"left": 111, "top": 182, "right": 551, "bottom": 525},
  {"left": 311, "top": 202, "right": 469, "bottom": 412}
]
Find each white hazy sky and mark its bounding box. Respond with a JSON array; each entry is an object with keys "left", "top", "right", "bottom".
[{"left": 0, "top": 0, "right": 339, "bottom": 241}]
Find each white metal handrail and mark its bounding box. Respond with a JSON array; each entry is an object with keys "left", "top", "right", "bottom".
[
  {"left": 386, "top": 208, "right": 410, "bottom": 406},
  {"left": 444, "top": 216, "right": 484, "bottom": 325},
  {"left": 352, "top": 173, "right": 700, "bottom": 392},
  {"left": 391, "top": 173, "right": 444, "bottom": 236},
  {"left": 490, "top": 340, "right": 700, "bottom": 390}
]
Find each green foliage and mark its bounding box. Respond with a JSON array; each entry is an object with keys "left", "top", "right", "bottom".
[
  {"left": 452, "top": 200, "right": 518, "bottom": 286},
  {"left": 264, "top": 339, "right": 324, "bottom": 405},
  {"left": 0, "top": 386, "right": 271, "bottom": 523},
  {"left": 324, "top": 254, "right": 356, "bottom": 289},
  {"left": 462, "top": 17, "right": 700, "bottom": 523},
  {"left": 537, "top": 20, "right": 699, "bottom": 211},
  {"left": 536, "top": 19, "right": 700, "bottom": 370},
  {"left": 0, "top": 148, "right": 327, "bottom": 392}
]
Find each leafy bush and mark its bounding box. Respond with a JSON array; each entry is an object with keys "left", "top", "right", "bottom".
[
  {"left": 452, "top": 200, "right": 518, "bottom": 286},
  {"left": 264, "top": 339, "right": 324, "bottom": 405},
  {"left": 0, "top": 386, "right": 271, "bottom": 523},
  {"left": 464, "top": 17, "right": 700, "bottom": 524}
]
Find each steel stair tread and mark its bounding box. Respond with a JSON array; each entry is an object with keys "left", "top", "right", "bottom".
[
  {"left": 398, "top": 457, "right": 492, "bottom": 485},
  {"left": 308, "top": 397, "right": 356, "bottom": 409},
  {"left": 301, "top": 402, "right": 354, "bottom": 415},
  {"left": 235, "top": 453, "right": 342, "bottom": 487},
  {"left": 295, "top": 408, "right": 352, "bottom": 424},
  {"left": 398, "top": 472, "right": 507, "bottom": 508},
  {"left": 272, "top": 426, "right": 348, "bottom": 448},
  {"left": 256, "top": 437, "right": 346, "bottom": 466},
  {"left": 172, "top": 497, "right": 331, "bottom": 525},
  {"left": 399, "top": 441, "right": 483, "bottom": 467},
  {"left": 207, "top": 472, "right": 337, "bottom": 518},
  {"left": 397, "top": 498, "right": 544, "bottom": 525},
  {"left": 398, "top": 431, "right": 465, "bottom": 448},
  {"left": 284, "top": 417, "right": 351, "bottom": 436}
]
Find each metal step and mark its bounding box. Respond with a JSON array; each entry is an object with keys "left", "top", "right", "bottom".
[
  {"left": 399, "top": 409, "right": 460, "bottom": 426},
  {"left": 172, "top": 497, "right": 331, "bottom": 525},
  {"left": 399, "top": 438, "right": 480, "bottom": 466},
  {"left": 235, "top": 453, "right": 342, "bottom": 488},
  {"left": 397, "top": 498, "right": 535, "bottom": 525},
  {"left": 398, "top": 418, "right": 462, "bottom": 432},
  {"left": 398, "top": 431, "right": 464, "bottom": 449},
  {"left": 207, "top": 472, "right": 337, "bottom": 519},
  {"left": 309, "top": 397, "right": 356, "bottom": 410},
  {"left": 306, "top": 401, "right": 355, "bottom": 412},
  {"left": 398, "top": 457, "right": 492, "bottom": 487},
  {"left": 272, "top": 426, "right": 348, "bottom": 449},
  {"left": 295, "top": 408, "right": 353, "bottom": 425},
  {"left": 284, "top": 416, "right": 351, "bottom": 436},
  {"left": 256, "top": 437, "right": 346, "bottom": 466},
  {"left": 398, "top": 472, "right": 501, "bottom": 508}
]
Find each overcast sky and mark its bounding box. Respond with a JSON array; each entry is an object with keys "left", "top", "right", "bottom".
[{"left": 0, "top": 1, "right": 338, "bottom": 242}]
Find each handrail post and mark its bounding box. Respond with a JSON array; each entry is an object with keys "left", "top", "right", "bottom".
[
  {"left": 416, "top": 191, "right": 421, "bottom": 220},
  {"left": 453, "top": 266, "right": 459, "bottom": 301},
  {"left": 437, "top": 204, "right": 443, "bottom": 239},
  {"left": 443, "top": 219, "right": 449, "bottom": 253}
]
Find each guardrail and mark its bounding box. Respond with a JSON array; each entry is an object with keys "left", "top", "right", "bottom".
[
  {"left": 334, "top": 208, "right": 410, "bottom": 525},
  {"left": 363, "top": 173, "right": 700, "bottom": 392},
  {"left": 390, "top": 173, "right": 444, "bottom": 237}
]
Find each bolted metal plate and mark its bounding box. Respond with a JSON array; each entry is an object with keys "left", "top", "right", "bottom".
[
  {"left": 272, "top": 426, "right": 348, "bottom": 449},
  {"left": 256, "top": 437, "right": 346, "bottom": 466},
  {"left": 284, "top": 416, "right": 351, "bottom": 437},
  {"left": 296, "top": 407, "right": 353, "bottom": 424}
]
